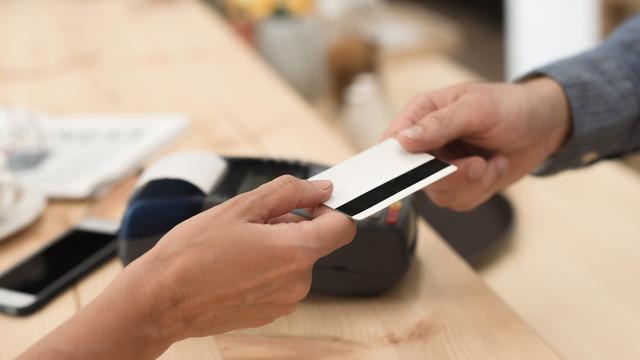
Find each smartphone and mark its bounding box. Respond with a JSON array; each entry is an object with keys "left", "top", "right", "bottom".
[{"left": 0, "top": 218, "right": 118, "bottom": 316}]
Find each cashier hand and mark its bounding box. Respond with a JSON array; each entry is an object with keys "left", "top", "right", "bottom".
[
  {"left": 384, "top": 78, "right": 571, "bottom": 211},
  {"left": 20, "top": 176, "right": 355, "bottom": 360}
]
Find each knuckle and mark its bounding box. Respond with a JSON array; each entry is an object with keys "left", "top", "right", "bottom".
[
  {"left": 428, "top": 110, "right": 450, "bottom": 128},
  {"left": 401, "top": 93, "right": 437, "bottom": 125},
  {"left": 248, "top": 175, "right": 302, "bottom": 214},
  {"left": 232, "top": 187, "right": 268, "bottom": 218},
  {"left": 415, "top": 93, "right": 436, "bottom": 109},
  {"left": 274, "top": 174, "right": 301, "bottom": 193},
  {"left": 408, "top": 93, "right": 429, "bottom": 108}
]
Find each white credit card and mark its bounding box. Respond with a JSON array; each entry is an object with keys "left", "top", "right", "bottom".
[{"left": 308, "top": 138, "right": 456, "bottom": 220}]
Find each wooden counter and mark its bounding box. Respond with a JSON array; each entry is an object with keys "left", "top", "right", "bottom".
[
  {"left": 0, "top": 1, "right": 557, "bottom": 359},
  {"left": 382, "top": 54, "right": 640, "bottom": 360}
]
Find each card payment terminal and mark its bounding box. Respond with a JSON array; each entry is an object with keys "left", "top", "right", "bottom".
[{"left": 119, "top": 152, "right": 417, "bottom": 295}]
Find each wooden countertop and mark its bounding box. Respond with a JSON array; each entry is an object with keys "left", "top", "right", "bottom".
[
  {"left": 382, "top": 53, "right": 640, "bottom": 360},
  {"left": 0, "top": 1, "right": 558, "bottom": 359}
]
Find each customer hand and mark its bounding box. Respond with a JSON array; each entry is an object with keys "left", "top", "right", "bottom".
[
  {"left": 20, "top": 176, "right": 355, "bottom": 360},
  {"left": 137, "top": 175, "right": 355, "bottom": 340},
  {"left": 384, "top": 78, "right": 571, "bottom": 211}
]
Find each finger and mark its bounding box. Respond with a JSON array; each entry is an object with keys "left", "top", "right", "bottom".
[
  {"left": 427, "top": 156, "right": 488, "bottom": 192},
  {"left": 243, "top": 175, "right": 333, "bottom": 223},
  {"left": 272, "top": 207, "right": 319, "bottom": 223},
  {"left": 382, "top": 93, "right": 438, "bottom": 139},
  {"left": 476, "top": 154, "right": 509, "bottom": 191},
  {"left": 396, "top": 103, "right": 482, "bottom": 153},
  {"left": 426, "top": 155, "right": 508, "bottom": 211},
  {"left": 427, "top": 156, "right": 504, "bottom": 208},
  {"left": 268, "top": 212, "right": 306, "bottom": 225},
  {"left": 383, "top": 84, "right": 471, "bottom": 139},
  {"left": 297, "top": 206, "right": 356, "bottom": 258}
]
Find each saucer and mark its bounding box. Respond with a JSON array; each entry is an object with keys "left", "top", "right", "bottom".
[{"left": 0, "top": 183, "right": 47, "bottom": 241}]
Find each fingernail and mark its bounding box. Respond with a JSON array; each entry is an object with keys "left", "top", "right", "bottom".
[
  {"left": 399, "top": 125, "right": 424, "bottom": 140},
  {"left": 312, "top": 180, "right": 333, "bottom": 190}
]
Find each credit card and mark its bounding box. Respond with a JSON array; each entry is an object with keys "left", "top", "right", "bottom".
[{"left": 308, "top": 138, "right": 456, "bottom": 220}]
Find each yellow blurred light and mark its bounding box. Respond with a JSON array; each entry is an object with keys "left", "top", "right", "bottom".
[
  {"left": 227, "top": 0, "right": 278, "bottom": 20},
  {"left": 226, "top": 0, "right": 314, "bottom": 19},
  {"left": 283, "top": 0, "right": 314, "bottom": 16}
]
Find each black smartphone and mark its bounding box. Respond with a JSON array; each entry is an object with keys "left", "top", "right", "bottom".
[{"left": 0, "top": 218, "right": 118, "bottom": 316}]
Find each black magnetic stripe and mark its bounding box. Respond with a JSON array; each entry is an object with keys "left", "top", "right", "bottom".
[{"left": 336, "top": 159, "right": 450, "bottom": 217}]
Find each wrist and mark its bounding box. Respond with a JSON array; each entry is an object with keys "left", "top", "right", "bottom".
[
  {"left": 81, "top": 254, "right": 183, "bottom": 358},
  {"left": 117, "top": 251, "right": 187, "bottom": 347},
  {"left": 521, "top": 76, "right": 572, "bottom": 158},
  {"left": 22, "top": 258, "right": 180, "bottom": 360}
]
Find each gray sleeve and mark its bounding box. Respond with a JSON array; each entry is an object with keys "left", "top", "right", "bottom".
[{"left": 529, "top": 15, "right": 640, "bottom": 176}]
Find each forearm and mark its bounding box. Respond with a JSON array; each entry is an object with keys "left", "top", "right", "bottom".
[
  {"left": 18, "top": 259, "right": 175, "bottom": 360},
  {"left": 529, "top": 15, "right": 640, "bottom": 175},
  {"left": 18, "top": 176, "right": 350, "bottom": 359}
]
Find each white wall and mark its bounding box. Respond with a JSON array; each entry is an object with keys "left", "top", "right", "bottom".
[{"left": 505, "top": 0, "right": 602, "bottom": 80}]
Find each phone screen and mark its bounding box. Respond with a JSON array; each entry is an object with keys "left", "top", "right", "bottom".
[{"left": 0, "top": 230, "right": 116, "bottom": 296}]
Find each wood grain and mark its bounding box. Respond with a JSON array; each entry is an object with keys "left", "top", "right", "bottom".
[
  {"left": 381, "top": 52, "right": 640, "bottom": 360},
  {"left": 0, "top": 1, "right": 557, "bottom": 359}
]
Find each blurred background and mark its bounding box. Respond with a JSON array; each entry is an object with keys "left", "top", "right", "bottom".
[
  {"left": 207, "top": 0, "right": 640, "bottom": 153},
  {"left": 0, "top": 1, "right": 639, "bottom": 359}
]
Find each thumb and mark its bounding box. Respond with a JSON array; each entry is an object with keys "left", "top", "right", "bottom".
[
  {"left": 297, "top": 206, "right": 356, "bottom": 259},
  {"left": 243, "top": 175, "right": 333, "bottom": 223},
  {"left": 396, "top": 105, "right": 479, "bottom": 153}
]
